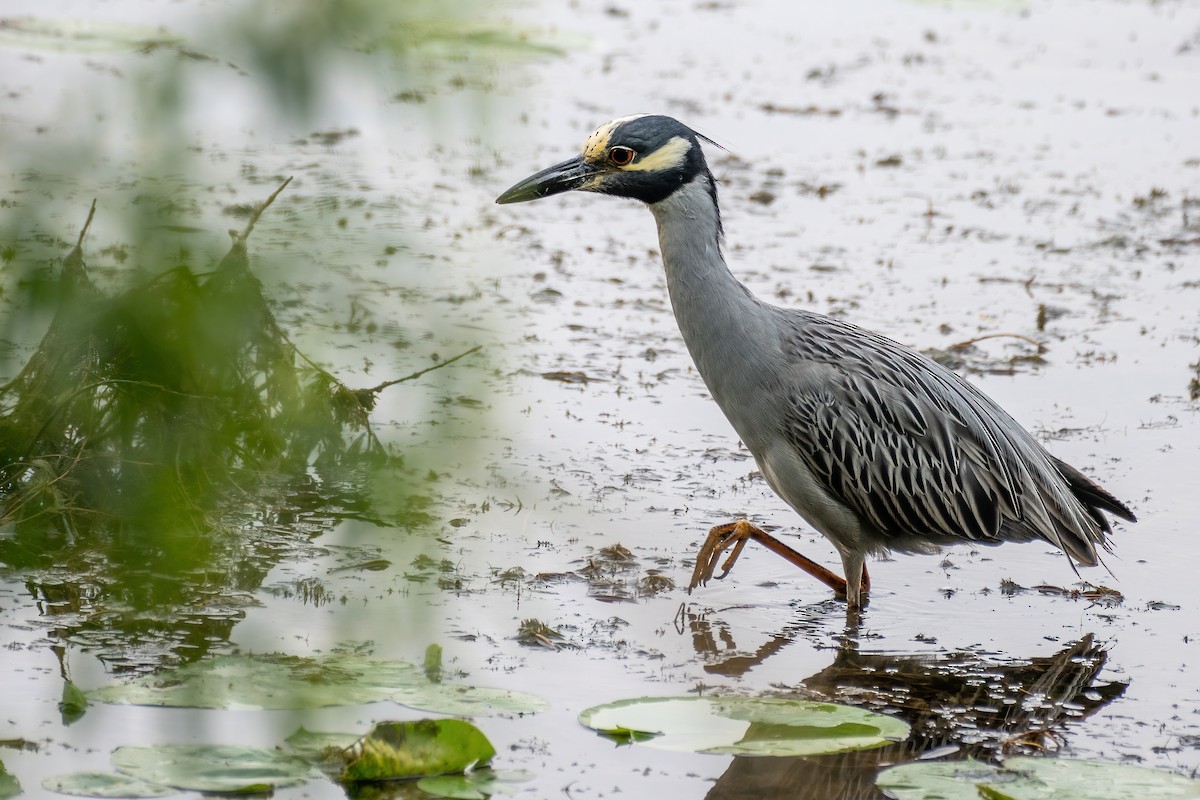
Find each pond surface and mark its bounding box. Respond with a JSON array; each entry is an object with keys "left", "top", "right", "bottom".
[{"left": 1, "top": 0, "right": 1199, "bottom": 797}]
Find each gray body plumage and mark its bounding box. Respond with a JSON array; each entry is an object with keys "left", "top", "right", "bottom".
[{"left": 498, "top": 114, "right": 1135, "bottom": 607}]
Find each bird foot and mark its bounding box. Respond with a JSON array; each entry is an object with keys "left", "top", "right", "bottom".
[{"left": 687, "top": 520, "right": 851, "bottom": 599}]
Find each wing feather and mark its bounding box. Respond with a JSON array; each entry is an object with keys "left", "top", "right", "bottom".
[{"left": 772, "top": 310, "right": 1123, "bottom": 560}]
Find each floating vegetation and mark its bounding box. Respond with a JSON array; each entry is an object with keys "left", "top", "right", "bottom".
[
  {"left": 579, "top": 696, "right": 910, "bottom": 757},
  {"left": 417, "top": 768, "right": 536, "bottom": 800},
  {"left": 517, "top": 618, "right": 567, "bottom": 650},
  {"left": 923, "top": 333, "right": 1047, "bottom": 376},
  {"left": 339, "top": 720, "right": 495, "bottom": 783},
  {"left": 110, "top": 744, "right": 319, "bottom": 794},
  {"left": 87, "top": 650, "right": 548, "bottom": 715},
  {"left": 877, "top": 756, "right": 1200, "bottom": 800}
]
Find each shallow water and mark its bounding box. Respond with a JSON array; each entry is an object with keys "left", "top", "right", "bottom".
[{"left": 1, "top": 0, "right": 1199, "bottom": 797}]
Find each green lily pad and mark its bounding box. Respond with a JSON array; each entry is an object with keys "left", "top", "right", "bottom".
[
  {"left": 0, "top": 761, "right": 20, "bottom": 800},
  {"left": 0, "top": 17, "right": 184, "bottom": 54},
  {"left": 392, "top": 684, "right": 549, "bottom": 716},
  {"left": 877, "top": 758, "right": 1006, "bottom": 800},
  {"left": 42, "top": 771, "right": 175, "bottom": 797},
  {"left": 282, "top": 727, "right": 364, "bottom": 761},
  {"left": 88, "top": 652, "right": 547, "bottom": 716},
  {"left": 340, "top": 720, "right": 496, "bottom": 783},
  {"left": 111, "top": 744, "right": 319, "bottom": 793},
  {"left": 59, "top": 680, "right": 89, "bottom": 725},
  {"left": 417, "top": 769, "right": 536, "bottom": 799},
  {"left": 579, "top": 696, "right": 910, "bottom": 757},
  {"left": 878, "top": 757, "right": 1200, "bottom": 800}
]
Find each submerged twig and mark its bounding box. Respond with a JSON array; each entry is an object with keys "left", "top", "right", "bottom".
[
  {"left": 948, "top": 332, "right": 1045, "bottom": 353},
  {"left": 367, "top": 344, "right": 482, "bottom": 393}
]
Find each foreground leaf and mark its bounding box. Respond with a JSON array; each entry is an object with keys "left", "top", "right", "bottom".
[
  {"left": 579, "top": 696, "right": 909, "bottom": 757},
  {"left": 340, "top": 720, "right": 496, "bottom": 782},
  {"left": 877, "top": 759, "right": 1004, "bottom": 800},
  {"left": 43, "top": 771, "right": 174, "bottom": 798},
  {"left": 417, "top": 769, "right": 536, "bottom": 799},
  {"left": 111, "top": 744, "right": 318, "bottom": 793},
  {"left": 59, "top": 680, "right": 89, "bottom": 725},
  {"left": 88, "top": 652, "right": 423, "bottom": 709},
  {"left": 283, "top": 727, "right": 364, "bottom": 761},
  {"left": 878, "top": 757, "right": 1200, "bottom": 800},
  {"left": 88, "top": 652, "right": 546, "bottom": 716},
  {"left": 392, "top": 684, "right": 549, "bottom": 717},
  {"left": 0, "top": 761, "right": 20, "bottom": 800}
]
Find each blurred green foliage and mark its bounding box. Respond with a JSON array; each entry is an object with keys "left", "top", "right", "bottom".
[{"left": 0, "top": 0, "right": 551, "bottom": 670}]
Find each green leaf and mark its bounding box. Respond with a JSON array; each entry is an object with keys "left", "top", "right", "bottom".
[
  {"left": 111, "top": 744, "right": 319, "bottom": 793},
  {"left": 877, "top": 758, "right": 1200, "bottom": 800},
  {"left": 88, "top": 652, "right": 423, "bottom": 709},
  {"left": 425, "top": 643, "right": 444, "bottom": 683},
  {"left": 339, "top": 720, "right": 496, "bottom": 782},
  {"left": 595, "top": 726, "right": 662, "bottom": 745},
  {"left": 1000, "top": 757, "right": 1200, "bottom": 799},
  {"left": 416, "top": 769, "right": 536, "bottom": 799},
  {"left": 877, "top": 759, "right": 1004, "bottom": 800},
  {"left": 87, "top": 652, "right": 546, "bottom": 716},
  {"left": 42, "top": 771, "right": 175, "bottom": 797},
  {"left": 392, "top": 684, "right": 549, "bottom": 717},
  {"left": 0, "top": 761, "right": 20, "bottom": 800},
  {"left": 59, "top": 680, "right": 89, "bottom": 725},
  {"left": 579, "top": 696, "right": 909, "bottom": 757},
  {"left": 282, "top": 727, "right": 363, "bottom": 761}
]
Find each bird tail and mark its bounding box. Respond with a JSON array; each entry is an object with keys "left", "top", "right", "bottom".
[{"left": 1051, "top": 456, "right": 1138, "bottom": 526}]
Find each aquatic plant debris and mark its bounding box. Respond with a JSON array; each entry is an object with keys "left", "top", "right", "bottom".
[
  {"left": 110, "top": 744, "right": 319, "bottom": 794},
  {"left": 86, "top": 651, "right": 547, "bottom": 715},
  {"left": 339, "top": 719, "right": 496, "bottom": 782},
  {"left": 417, "top": 768, "right": 536, "bottom": 799},
  {"left": 0, "top": 762, "right": 19, "bottom": 800},
  {"left": 579, "top": 696, "right": 910, "bottom": 756},
  {"left": 877, "top": 756, "right": 1200, "bottom": 800},
  {"left": 41, "top": 771, "right": 174, "bottom": 798}
]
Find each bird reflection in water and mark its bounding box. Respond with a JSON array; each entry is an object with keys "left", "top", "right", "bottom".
[{"left": 677, "top": 607, "right": 1126, "bottom": 800}]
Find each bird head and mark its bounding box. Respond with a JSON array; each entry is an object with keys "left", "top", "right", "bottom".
[{"left": 496, "top": 114, "right": 715, "bottom": 206}]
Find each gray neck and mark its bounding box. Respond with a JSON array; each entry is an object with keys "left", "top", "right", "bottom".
[{"left": 649, "top": 176, "right": 777, "bottom": 434}]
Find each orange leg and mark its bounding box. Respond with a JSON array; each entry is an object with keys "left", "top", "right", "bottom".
[{"left": 688, "top": 520, "right": 850, "bottom": 597}]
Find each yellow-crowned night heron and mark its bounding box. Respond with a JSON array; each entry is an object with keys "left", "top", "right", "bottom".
[{"left": 496, "top": 114, "right": 1136, "bottom": 609}]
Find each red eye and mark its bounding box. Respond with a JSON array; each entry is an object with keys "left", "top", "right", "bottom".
[{"left": 608, "top": 146, "right": 636, "bottom": 166}]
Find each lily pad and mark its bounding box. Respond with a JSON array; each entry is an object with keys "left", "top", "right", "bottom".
[
  {"left": 579, "top": 696, "right": 910, "bottom": 757},
  {"left": 88, "top": 652, "right": 547, "bottom": 716},
  {"left": 392, "top": 684, "right": 549, "bottom": 716},
  {"left": 877, "top": 757, "right": 1200, "bottom": 800},
  {"left": 88, "top": 652, "right": 423, "bottom": 709},
  {"left": 417, "top": 769, "right": 536, "bottom": 799},
  {"left": 283, "top": 727, "right": 364, "bottom": 761},
  {"left": 0, "top": 761, "right": 20, "bottom": 800},
  {"left": 111, "top": 744, "right": 319, "bottom": 794},
  {"left": 340, "top": 720, "right": 496, "bottom": 783},
  {"left": 877, "top": 759, "right": 1007, "bottom": 800},
  {"left": 42, "top": 771, "right": 175, "bottom": 798},
  {"left": 59, "top": 680, "right": 89, "bottom": 725}
]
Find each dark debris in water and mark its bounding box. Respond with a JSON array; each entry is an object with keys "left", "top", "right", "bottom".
[
  {"left": 517, "top": 618, "right": 569, "bottom": 650},
  {"left": 924, "top": 333, "right": 1047, "bottom": 376},
  {"left": 1033, "top": 583, "right": 1124, "bottom": 607},
  {"left": 541, "top": 370, "right": 604, "bottom": 384}
]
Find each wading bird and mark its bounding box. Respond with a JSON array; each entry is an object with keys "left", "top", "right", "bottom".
[{"left": 496, "top": 114, "right": 1135, "bottom": 609}]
